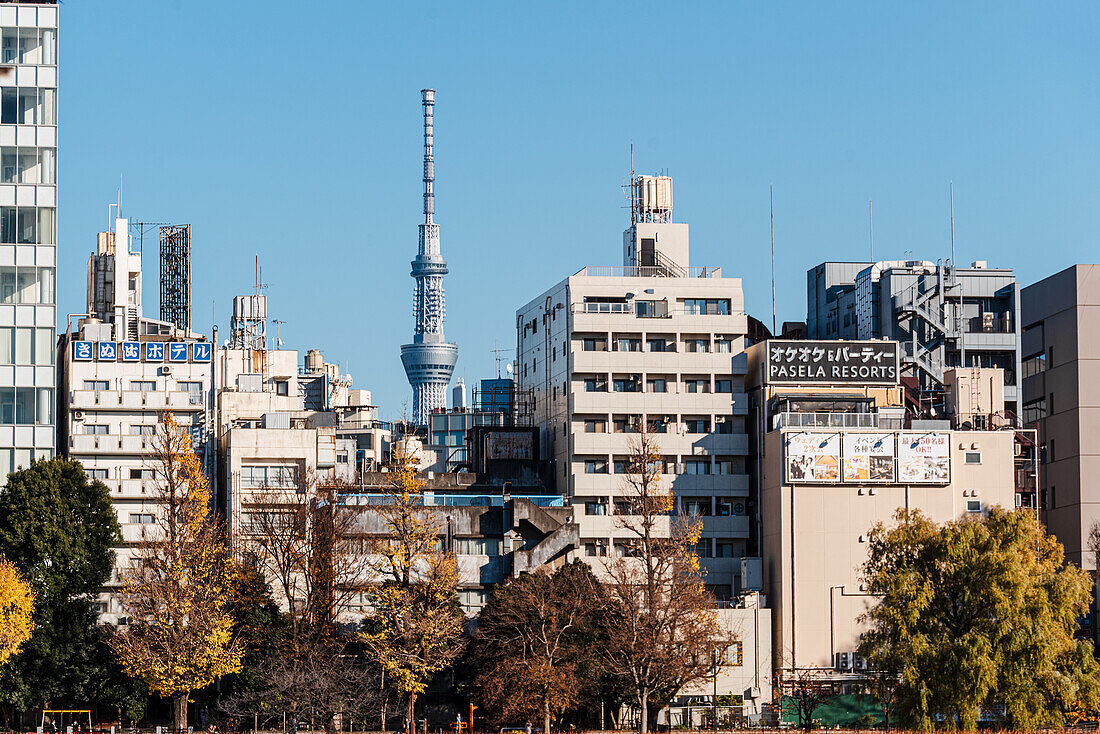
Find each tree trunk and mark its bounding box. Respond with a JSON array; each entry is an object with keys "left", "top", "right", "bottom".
[
  {"left": 173, "top": 693, "right": 188, "bottom": 733},
  {"left": 406, "top": 693, "right": 416, "bottom": 734},
  {"left": 542, "top": 697, "right": 551, "bottom": 734},
  {"left": 638, "top": 691, "right": 648, "bottom": 734}
]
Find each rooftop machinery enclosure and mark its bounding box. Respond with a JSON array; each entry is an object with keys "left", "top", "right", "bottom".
[{"left": 159, "top": 224, "right": 191, "bottom": 331}]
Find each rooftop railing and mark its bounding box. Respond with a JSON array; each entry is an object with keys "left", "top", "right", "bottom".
[
  {"left": 772, "top": 412, "right": 900, "bottom": 430},
  {"left": 576, "top": 265, "right": 722, "bottom": 278},
  {"left": 338, "top": 494, "right": 566, "bottom": 508}
]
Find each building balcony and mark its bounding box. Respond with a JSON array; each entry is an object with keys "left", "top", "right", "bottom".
[
  {"left": 570, "top": 390, "right": 745, "bottom": 415},
  {"left": 70, "top": 389, "right": 205, "bottom": 411},
  {"left": 571, "top": 350, "right": 746, "bottom": 375}
]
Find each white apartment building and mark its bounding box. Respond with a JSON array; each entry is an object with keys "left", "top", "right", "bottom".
[
  {"left": 0, "top": 2, "right": 58, "bottom": 481},
  {"left": 516, "top": 176, "right": 752, "bottom": 598},
  {"left": 58, "top": 217, "right": 213, "bottom": 624},
  {"left": 216, "top": 343, "right": 357, "bottom": 541}
]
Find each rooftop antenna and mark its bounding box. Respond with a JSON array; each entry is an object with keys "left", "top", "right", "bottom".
[
  {"left": 770, "top": 183, "right": 776, "bottom": 335},
  {"left": 949, "top": 181, "right": 956, "bottom": 277},
  {"left": 272, "top": 319, "right": 286, "bottom": 348},
  {"left": 491, "top": 344, "right": 512, "bottom": 378},
  {"left": 630, "top": 143, "right": 637, "bottom": 225},
  {"left": 868, "top": 199, "right": 874, "bottom": 262}
]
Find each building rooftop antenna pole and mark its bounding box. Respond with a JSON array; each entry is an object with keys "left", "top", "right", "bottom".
[
  {"left": 770, "top": 183, "right": 776, "bottom": 335},
  {"left": 868, "top": 199, "right": 874, "bottom": 262}
]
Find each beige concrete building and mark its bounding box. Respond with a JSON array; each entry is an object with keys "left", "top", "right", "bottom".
[
  {"left": 515, "top": 175, "right": 751, "bottom": 598},
  {"left": 57, "top": 217, "right": 213, "bottom": 624},
  {"left": 1022, "top": 264, "right": 1100, "bottom": 569},
  {"left": 748, "top": 340, "right": 1031, "bottom": 674}
]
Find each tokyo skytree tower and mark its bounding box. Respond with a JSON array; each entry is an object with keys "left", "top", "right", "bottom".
[{"left": 400, "top": 89, "right": 458, "bottom": 425}]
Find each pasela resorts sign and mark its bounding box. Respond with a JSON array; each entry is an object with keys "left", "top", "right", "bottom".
[{"left": 766, "top": 340, "right": 899, "bottom": 385}]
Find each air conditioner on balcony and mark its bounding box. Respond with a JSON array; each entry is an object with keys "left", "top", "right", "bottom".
[
  {"left": 835, "top": 652, "right": 851, "bottom": 671},
  {"left": 72, "top": 410, "right": 84, "bottom": 421},
  {"left": 160, "top": 366, "right": 172, "bottom": 376}
]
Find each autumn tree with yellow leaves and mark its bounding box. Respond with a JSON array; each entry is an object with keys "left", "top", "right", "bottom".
[
  {"left": 600, "top": 431, "right": 729, "bottom": 734},
  {"left": 359, "top": 440, "right": 466, "bottom": 734},
  {"left": 113, "top": 412, "right": 243, "bottom": 731},
  {"left": 0, "top": 555, "right": 33, "bottom": 666}
]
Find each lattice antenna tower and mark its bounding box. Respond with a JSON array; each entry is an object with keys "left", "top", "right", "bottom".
[{"left": 159, "top": 224, "right": 192, "bottom": 332}]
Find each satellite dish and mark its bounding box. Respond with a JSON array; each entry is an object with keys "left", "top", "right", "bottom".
[
  {"left": 222, "top": 339, "right": 229, "bottom": 347},
  {"left": 506, "top": 363, "right": 514, "bottom": 375}
]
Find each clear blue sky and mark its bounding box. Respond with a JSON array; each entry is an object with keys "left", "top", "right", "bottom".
[{"left": 59, "top": 1, "right": 1098, "bottom": 419}]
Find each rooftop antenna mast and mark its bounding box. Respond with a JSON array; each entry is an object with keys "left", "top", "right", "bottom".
[
  {"left": 770, "top": 183, "right": 776, "bottom": 335},
  {"left": 868, "top": 199, "right": 874, "bottom": 262}
]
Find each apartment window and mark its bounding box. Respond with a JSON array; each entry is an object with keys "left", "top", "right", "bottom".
[
  {"left": 130, "top": 425, "right": 155, "bottom": 436},
  {"left": 715, "top": 497, "right": 737, "bottom": 516},
  {"left": 129, "top": 468, "right": 154, "bottom": 480},
  {"left": 458, "top": 589, "right": 489, "bottom": 612},
  {"left": 647, "top": 377, "right": 667, "bottom": 393},
  {"left": 582, "top": 337, "right": 607, "bottom": 352},
  {"left": 614, "top": 337, "right": 641, "bottom": 352},
  {"left": 613, "top": 459, "right": 630, "bottom": 474},
  {"left": 83, "top": 380, "right": 109, "bottom": 392},
  {"left": 693, "top": 540, "right": 712, "bottom": 558},
  {"left": 684, "top": 417, "right": 709, "bottom": 433},
  {"left": 583, "top": 376, "right": 607, "bottom": 392},
  {"left": 83, "top": 424, "right": 108, "bottom": 435},
  {"left": 0, "top": 88, "right": 56, "bottom": 126},
  {"left": 584, "top": 459, "right": 608, "bottom": 474},
  {"left": 241, "top": 465, "right": 296, "bottom": 488},
  {"left": 715, "top": 338, "right": 733, "bottom": 353},
  {"left": 585, "top": 539, "right": 609, "bottom": 557},
  {"left": 0, "top": 28, "right": 56, "bottom": 65},
  {"left": 130, "top": 380, "right": 156, "bottom": 393},
  {"left": 684, "top": 338, "right": 709, "bottom": 353},
  {"left": 635, "top": 300, "right": 667, "bottom": 318},
  {"left": 1022, "top": 352, "right": 1047, "bottom": 378},
  {"left": 584, "top": 499, "right": 608, "bottom": 516},
  {"left": 275, "top": 380, "right": 289, "bottom": 396},
  {"left": 715, "top": 378, "right": 733, "bottom": 393},
  {"left": 613, "top": 377, "right": 639, "bottom": 393},
  {"left": 129, "top": 513, "right": 156, "bottom": 525},
  {"left": 178, "top": 381, "right": 203, "bottom": 405},
  {"left": 1022, "top": 397, "right": 1047, "bottom": 424},
  {"left": 584, "top": 418, "right": 607, "bottom": 433},
  {"left": 714, "top": 457, "right": 739, "bottom": 475},
  {"left": 0, "top": 266, "right": 54, "bottom": 304},
  {"left": 0, "top": 386, "right": 41, "bottom": 425},
  {"left": 0, "top": 147, "right": 56, "bottom": 185},
  {"left": 684, "top": 378, "right": 709, "bottom": 394},
  {"left": 1049, "top": 392, "right": 1054, "bottom": 414},
  {"left": 613, "top": 416, "right": 639, "bottom": 434},
  {"left": 964, "top": 451, "right": 982, "bottom": 465},
  {"left": 613, "top": 500, "right": 635, "bottom": 516},
  {"left": 1049, "top": 439, "right": 1056, "bottom": 462},
  {"left": 683, "top": 460, "right": 711, "bottom": 476},
  {"left": 1050, "top": 485, "right": 1056, "bottom": 509},
  {"left": 715, "top": 416, "right": 735, "bottom": 434},
  {"left": 646, "top": 418, "right": 668, "bottom": 434},
  {"left": 454, "top": 538, "right": 501, "bottom": 556},
  {"left": 715, "top": 542, "right": 740, "bottom": 558},
  {"left": 647, "top": 337, "right": 674, "bottom": 352},
  {"left": 86, "top": 468, "right": 109, "bottom": 480},
  {"left": 682, "top": 298, "right": 730, "bottom": 315}
]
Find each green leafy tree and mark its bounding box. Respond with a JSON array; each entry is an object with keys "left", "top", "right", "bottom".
[
  {"left": 0, "top": 458, "right": 145, "bottom": 723},
  {"left": 859, "top": 507, "right": 1100, "bottom": 730}
]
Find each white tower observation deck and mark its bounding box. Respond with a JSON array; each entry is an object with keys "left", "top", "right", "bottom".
[{"left": 401, "top": 88, "right": 458, "bottom": 425}]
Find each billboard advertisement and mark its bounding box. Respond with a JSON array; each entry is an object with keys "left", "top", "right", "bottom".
[
  {"left": 842, "top": 433, "right": 896, "bottom": 482},
  {"left": 766, "top": 340, "right": 899, "bottom": 385},
  {"left": 897, "top": 432, "right": 951, "bottom": 484},
  {"left": 486, "top": 430, "right": 535, "bottom": 461},
  {"left": 785, "top": 432, "right": 841, "bottom": 483}
]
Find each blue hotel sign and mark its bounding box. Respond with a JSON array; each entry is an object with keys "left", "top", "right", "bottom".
[{"left": 73, "top": 341, "right": 212, "bottom": 363}]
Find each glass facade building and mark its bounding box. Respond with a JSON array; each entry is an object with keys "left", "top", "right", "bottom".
[{"left": 0, "top": 3, "right": 57, "bottom": 481}]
